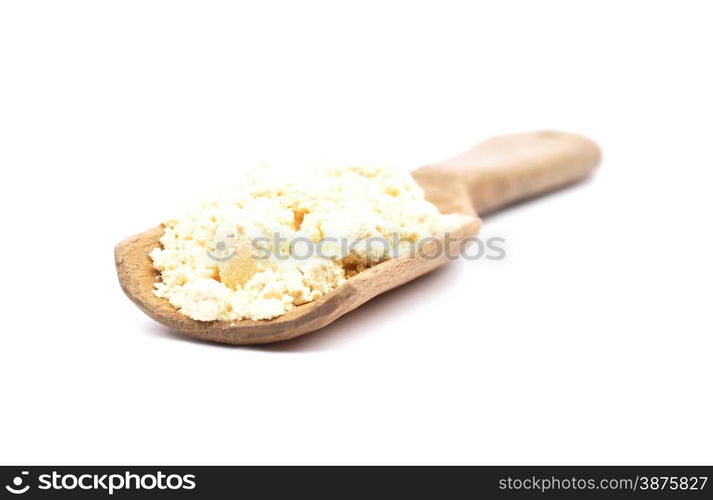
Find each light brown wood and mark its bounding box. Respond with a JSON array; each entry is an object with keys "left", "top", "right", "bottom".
[
  {"left": 411, "top": 130, "right": 601, "bottom": 215},
  {"left": 115, "top": 131, "right": 600, "bottom": 345}
]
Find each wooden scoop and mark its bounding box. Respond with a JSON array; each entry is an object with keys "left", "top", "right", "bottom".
[{"left": 115, "top": 131, "right": 600, "bottom": 345}]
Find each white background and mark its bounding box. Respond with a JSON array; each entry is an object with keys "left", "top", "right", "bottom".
[{"left": 1, "top": 1, "right": 711, "bottom": 465}]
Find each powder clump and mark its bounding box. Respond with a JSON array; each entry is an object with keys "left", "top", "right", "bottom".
[{"left": 150, "top": 164, "right": 474, "bottom": 321}]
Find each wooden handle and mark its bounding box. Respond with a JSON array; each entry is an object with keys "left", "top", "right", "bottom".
[{"left": 413, "top": 131, "right": 601, "bottom": 216}]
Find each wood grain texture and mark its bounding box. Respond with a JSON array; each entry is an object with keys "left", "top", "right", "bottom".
[
  {"left": 412, "top": 131, "right": 601, "bottom": 215},
  {"left": 115, "top": 131, "right": 600, "bottom": 345}
]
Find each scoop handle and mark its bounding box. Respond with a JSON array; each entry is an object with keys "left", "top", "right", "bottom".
[{"left": 413, "top": 131, "right": 601, "bottom": 216}]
